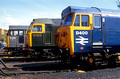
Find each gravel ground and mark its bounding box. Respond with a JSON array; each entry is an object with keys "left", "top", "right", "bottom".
[{"left": 1, "top": 66, "right": 120, "bottom": 79}]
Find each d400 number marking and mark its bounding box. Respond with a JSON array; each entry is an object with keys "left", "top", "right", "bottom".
[{"left": 76, "top": 31, "right": 88, "bottom": 35}]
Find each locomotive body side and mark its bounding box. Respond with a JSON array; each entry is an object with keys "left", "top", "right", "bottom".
[{"left": 102, "top": 15, "right": 120, "bottom": 49}]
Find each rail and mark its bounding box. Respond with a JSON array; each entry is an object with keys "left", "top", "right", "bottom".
[{"left": 0, "top": 58, "right": 8, "bottom": 75}]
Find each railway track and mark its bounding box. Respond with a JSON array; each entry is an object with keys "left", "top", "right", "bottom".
[
  {"left": 0, "top": 58, "right": 119, "bottom": 75},
  {"left": 0, "top": 50, "right": 68, "bottom": 76},
  {"left": 1, "top": 56, "right": 120, "bottom": 79},
  {"left": 0, "top": 50, "right": 120, "bottom": 77},
  {"left": 0, "top": 58, "right": 74, "bottom": 76}
]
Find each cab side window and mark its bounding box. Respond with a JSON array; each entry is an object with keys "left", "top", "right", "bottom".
[
  {"left": 36, "top": 25, "right": 42, "bottom": 32},
  {"left": 81, "top": 15, "right": 89, "bottom": 27},
  {"left": 32, "top": 25, "right": 36, "bottom": 32},
  {"left": 19, "top": 31, "right": 24, "bottom": 36},
  {"left": 64, "top": 15, "right": 73, "bottom": 26},
  {"left": 74, "top": 15, "right": 80, "bottom": 26},
  {"left": 94, "top": 15, "right": 101, "bottom": 27},
  {"left": 9, "top": 31, "right": 13, "bottom": 36},
  {"left": 45, "top": 24, "right": 51, "bottom": 32}
]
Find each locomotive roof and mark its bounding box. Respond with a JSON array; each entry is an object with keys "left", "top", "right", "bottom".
[
  {"left": 9, "top": 25, "right": 29, "bottom": 30},
  {"left": 32, "top": 18, "right": 61, "bottom": 26},
  {"left": 62, "top": 6, "right": 120, "bottom": 18}
]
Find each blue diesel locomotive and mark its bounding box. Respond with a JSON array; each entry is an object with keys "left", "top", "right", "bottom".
[{"left": 57, "top": 6, "right": 120, "bottom": 66}]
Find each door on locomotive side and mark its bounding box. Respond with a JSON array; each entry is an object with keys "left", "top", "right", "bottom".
[
  {"left": 19, "top": 30, "right": 24, "bottom": 43},
  {"left": 44, "top": 24, "right": 60, "bottom": 46},
  {"left": 44, "top": 24, "right": 51, "bottom": 44},
  {"left": 92, "top": 15, "right": 103, "bottom": 46}
]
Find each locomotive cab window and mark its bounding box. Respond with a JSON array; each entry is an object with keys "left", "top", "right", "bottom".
[
  {"left": 32, "top": 25, "right": 42, "bottom": 32},
  {"left": 28, "top": 24, "right": 32, "bottom": 32},
  {"left": 81, "top": 15, "right": 89, "bottom": 27},
  {"left": 9, "top": 31, "right": 13, "bottom": 36},
  {"left": 64, "top": 14, "right": 73, "bottom": 26},
  {"left": 61, "top": 19, "right": 64, "bottom": 27},
  {"left": 19, "top": 31, "right": 24, "bottom": 36},
  {"left": 74, "top": 15, "right": 80, "bottom": 26},
  {"left": 14, "top": 31, "right": 18, "bottom": 36}
]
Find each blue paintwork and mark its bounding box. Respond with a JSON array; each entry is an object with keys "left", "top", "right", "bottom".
[
  {"left": 93, "top": 26, "right": 102, "bottom": 43},
  {"left": 102, "top": 16, "right": 120, "bottom": 46},
  {"left": 74, "top": 30, "right": 92, "bottom": 53},
  {"left": 64, "top": 6, "right": 120, "bottom": 54},
  {"left": 73, "top": 15, "right": 120, "bottom": 54},
  {"left": 62, "top": 6, "right": 120, "bottom": 18}
]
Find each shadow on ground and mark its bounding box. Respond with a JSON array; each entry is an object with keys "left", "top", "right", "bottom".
[
  {"left": 14, "top": 61, "right": 72, "bottom": 71},
  {"left": 13, "top": 61, "right": 120, "bottom": 72}
]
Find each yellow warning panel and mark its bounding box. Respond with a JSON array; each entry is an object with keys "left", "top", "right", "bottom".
[
  {"left": 3, "top": 56, "right": 9, "bottom": 58},
  {"left": 77, "top": 70, "right": 86, "bottom": 73}
]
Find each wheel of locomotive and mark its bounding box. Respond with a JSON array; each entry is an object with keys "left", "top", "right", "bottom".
[
  {"left": 108, "top": 55, "right": 116, "bottom": 67},
  {"left": 11, "top": 50, "right": 18, "bottom": 56},
  {"left": 29, "top": 51, "right": 33, "bottom": 59},
  {"left": 29, "top": 51, "right": 38, "bottom": 59},
  {"left": 78, "top": 53, "right": 95, "bottom": 70},
  {"left": 52, "top": 48, "right": 60, "bottom": 58},
  {"left": 70, "top": 56, "right": 80, "bottom": 69},
  {"left": 23, "top": 51, "right": 29, "bottom": 57},
  {"left": 59, "top": 49, "right": 70, "bottom": 65}
]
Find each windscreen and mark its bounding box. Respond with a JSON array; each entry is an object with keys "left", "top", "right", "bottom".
[
  {"left": 64, "top": 15, "right": 73, "bottom": 26},
  {"left": 28, "top": 24, "right": 32, "bottom": 32},
  {"left": 9, "top": 30, "right": 24, "bottom": 36},
  {"left": 32, "top": 25, "right": 42, "bottom": 32}
]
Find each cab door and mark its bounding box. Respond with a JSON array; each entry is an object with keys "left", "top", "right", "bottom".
[
  {"left": 92, "top": 15, "right": 103, "bottom": 45},
  {"left": 44, "top": 24, "right": 51, "bottom": 44},
  {"left": 19, "top": 30, "right": 24, "bottom": 43}
]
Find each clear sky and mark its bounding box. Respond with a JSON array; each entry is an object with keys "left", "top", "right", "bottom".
[{"left": 0, "top": 0, "right": 118, "bottom": 29}]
